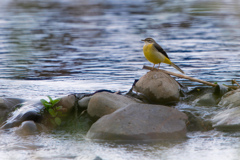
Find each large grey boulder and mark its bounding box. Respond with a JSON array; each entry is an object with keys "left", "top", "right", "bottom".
[
  {"left": 86, "top": 103, "right": 187, "bottom": 140},
  {"left": 133, "top": 71, "right": 180, "bottom": 104},
  {"left": 87, "top": 92, "right": 140, "bottom": 118}
]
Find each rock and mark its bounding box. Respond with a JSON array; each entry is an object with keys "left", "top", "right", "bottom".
[
  {"left": 212, "top": 107, "right": 240, "bottom": 131},
  {"left": 93, "top": 156, "right": 103, "bottom": 160},
  {"left": 192, "top": 84, "right": 229, "bottom": 107},
  {"left": 0, "top": 98, "right": 24, "bottom": 123},
  {"left": 213, "top": 84, "right": 229, "bottom": 97},
  {"left": 218, "top": 89, "right": 240, "bottom": 108},
  {"left": 181, "top": 86, "right": 212, "bottom": 103},
  {"left": 193, "top": 93, "right": 217, "bottom": 106},
  {"left": 1, "top": 95, "right": 75, "bottom": 129},
  {"left": 211, "top": 89, "right": 240, "bottom": 131},
  {"left": 87, "top": 92, "right": 140, "bottom": 118},
  {"left": 57, "top": 95, "right": 76, "bottom": 112},
  {"left": 86, "top": 103, "right": 187, "bottom": 140},
  {"left": 1, "top": 101, "right": 43, "bottom": 129},
  {"left": 183, "top": 111, "right": 213, "bottom": 131},
  {"left": 40, "top": 95, "right": 76, "bottom": 128},
  {"left": 133, "top": 71, "right": 180, "bottom": 104},
  {"left": 78, "top": 96, "right": 92, "bottom": 108},
  {"left": 15, "top": 121, "right": 38, "bottom": 135}
]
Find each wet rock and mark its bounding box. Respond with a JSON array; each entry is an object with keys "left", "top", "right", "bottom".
[
  {"left": 56, "top": 95, "right": 76, "bottom": 112},
  {"left": 212, "top": 107, "right": 240, "bottom": 131},
  {"left": 1, "top": 95, "right": 76, "bottom": 129},
  {"left": 40, "top": 95, "right": 76, "bottom": 128},
  {"left": 93, "top": 156, "right": 103, "bottom": 160},
  {"left": 0, "top": 98, "right": 24, "bottom": 123},
  {"left": 188, "top": 84, "right": 229, "bottom": 107},
  {"left": 211, "top": 89, "right": 240, "bottom": 131},
  {"left": 87, "top": 92, "right": 140, "bottom": 118},
  {"left": 133, "top": 71, "right": 180, "bottom": 104},
  {"left": 1, "top": 101, "right": 43, "bottom": 129},
  {"left": 213, "top": 84, "right": 229, "bottom": 97},
  {"left": 86, "top": 103, "right": 187, "bottom": 140},
  {"left": 193, "top": 93, "right": 217, "bottom": 106},
  {"left": 15, "top": 121, "right": 38, "bottom": 135},
  {"left": 184, "top": 86, "right": 213, "bottom": 102},
  {"left": 218, "top": 89, "right": 240, "bottom": 108},
  {"left": 184, "top": 111, "right": 213, "bottom": 131},
  {"left": 78, "top": 96, "right": 92, "bottom": 108}
]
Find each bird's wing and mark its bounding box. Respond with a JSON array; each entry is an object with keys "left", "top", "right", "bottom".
[{"left": 153, "top": 43, "right": 170, "bottom": 59}]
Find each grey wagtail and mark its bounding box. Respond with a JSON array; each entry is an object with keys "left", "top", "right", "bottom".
[{"left": 141, "top": 38, "right": 184, "bottom": 74}]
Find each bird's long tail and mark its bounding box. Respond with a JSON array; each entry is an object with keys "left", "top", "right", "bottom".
[{"left": 170, "top": 62, "right": 185, "bottom": 74}]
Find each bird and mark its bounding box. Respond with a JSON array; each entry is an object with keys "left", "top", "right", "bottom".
[{"left": 141, "top": 38, "right": 184, "bottom": 74}]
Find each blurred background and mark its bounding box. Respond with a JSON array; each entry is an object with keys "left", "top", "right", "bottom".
[{"left": 0, "top": 0, "right": 240, "bottom": 97}]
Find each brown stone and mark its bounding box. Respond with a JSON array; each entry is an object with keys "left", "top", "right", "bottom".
[
  {"left": 87, "top": 92, "right": 140, "bottom": 118},
  {"left": 133, "top": 71, "right": 180, "bottom": 104}
]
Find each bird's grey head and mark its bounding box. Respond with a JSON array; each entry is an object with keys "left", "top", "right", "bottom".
[{"left": 141, "top": 38, "right": 156, "bottom": 44}]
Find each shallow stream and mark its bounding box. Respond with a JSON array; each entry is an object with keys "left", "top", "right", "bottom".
[{"left": 1, "top": 0, "right": 240, "bottom": 159}]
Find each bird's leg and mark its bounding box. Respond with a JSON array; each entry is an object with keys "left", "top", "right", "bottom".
[
  {"left": 157, "top": 63, "right": 161, "bottom": 68},
  {"left": 152, "top": 64, "right": 155, "bottom": 71}
]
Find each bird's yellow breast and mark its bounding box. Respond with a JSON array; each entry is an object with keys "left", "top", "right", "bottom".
[{"left": 143, "top": 44, "right": 171, "bottom": 64}]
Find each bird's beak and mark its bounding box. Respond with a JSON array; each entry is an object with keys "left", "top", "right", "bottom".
[{"left": 141, "top": 39, "right": 145, "bottom": 41}]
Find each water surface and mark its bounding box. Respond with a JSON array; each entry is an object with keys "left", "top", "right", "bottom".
[{"left": 1, "top": 0, "right": 240, "bottom": 159}]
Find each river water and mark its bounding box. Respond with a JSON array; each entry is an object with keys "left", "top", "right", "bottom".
[{"left": 1, "top": 0, "right": 240, "bottom": 159}]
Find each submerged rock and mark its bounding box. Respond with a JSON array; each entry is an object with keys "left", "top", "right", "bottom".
[
  {"left": 87, "top": 92, "right": 140, "bottom": 118},
  {"left": 86, "top": 103, "right": 187, "bottom": 140},
  {"left": 133, "top": 71, "right": 180, "bottom": 104}
]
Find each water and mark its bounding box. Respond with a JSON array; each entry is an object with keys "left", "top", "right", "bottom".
[
  {"left": 1, "top": 131, "right": 240, "bottom": 160},
  {"left": 1, "top": 0, "right": 240, "bottom": 159}
]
